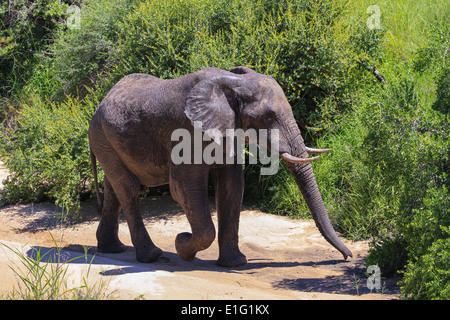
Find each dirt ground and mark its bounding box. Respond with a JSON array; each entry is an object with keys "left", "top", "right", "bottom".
[{"left": 0, "top": 161, "right": 399, "bottom": 300}]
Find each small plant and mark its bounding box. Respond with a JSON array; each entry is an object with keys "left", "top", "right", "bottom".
[
  {"left": 2, "top": 232, "right": 109, "bottom": 300},
  {"left": 352, "top": 273, "right": 361, "bottom": 296}
]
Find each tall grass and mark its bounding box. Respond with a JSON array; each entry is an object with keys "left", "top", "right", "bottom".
[
  {"left": 347, "top": 0, "right": 448, "bottom": 60},
  {"left": 2, "top": 233, "right": 109, "bottom": 300}
]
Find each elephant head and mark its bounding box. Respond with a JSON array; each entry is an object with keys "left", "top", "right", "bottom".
[{"left": 184, "top": 67, "right": 352, "bottom": 259}]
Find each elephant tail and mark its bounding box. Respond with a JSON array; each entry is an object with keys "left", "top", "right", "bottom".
[{"left": 90, "top": 148, "right": 103, "bottom": 216}]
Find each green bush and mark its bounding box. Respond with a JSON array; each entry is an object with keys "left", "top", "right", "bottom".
[
  {"left": 113, "top": 0, "right": 369, "bottom": 129},
  {"left": 309, "top": 7, "right": 449, "bottom": 296},
  {"left": 0, "top": 0, "right": 68, "bottom": 98},
  {"left": 400, "top": 230, "right": 450, "bottom": 300},
  {"left": 1, "top": 95, "right": 97, "bottom": 214},
  {"left": 0, "top": 0, "right": 70, "bottom": 123},
  {"left": 413, "top": 18, "right": 450, "bottom": 115},
  {"left": 433, "top": 68, "right": 450, "bottom": 114},
  {"left": 42, "top": 0, "right": 138, "bottom": 99},
  {"left": 313, "top": 76, "right": 449, "bottom": 245}
]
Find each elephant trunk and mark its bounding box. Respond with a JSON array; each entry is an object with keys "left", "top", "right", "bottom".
[{"left": 281, "top": 121, "right": 352, "bottom": 259}]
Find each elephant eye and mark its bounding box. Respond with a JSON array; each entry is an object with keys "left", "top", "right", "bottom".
[{"left": 263, "top": 107, "right": 275, "bottom": 125}]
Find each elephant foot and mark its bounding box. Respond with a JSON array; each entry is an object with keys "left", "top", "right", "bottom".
[
  {"left": 175, "top": 230, "right": 215, "bottom": 262},
  {"left": 97, "top": 240, "right": 127, "bottom": 254},
  {"left": 175, "top": 232, "right": 197, "bottom": 261},
  {"left": 217, "top": 249, "right": 247, "bottom": 268},
  {"left": 136, "top": 245, "right": 163, "bottom": 263}
]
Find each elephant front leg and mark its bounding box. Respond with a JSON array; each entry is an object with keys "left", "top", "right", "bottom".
[
  {"left": 169, "top": 165, "right": 216, "bottom": 262},
  {"left": 211, "top": 165, "right": 247, "bottom": 267}
]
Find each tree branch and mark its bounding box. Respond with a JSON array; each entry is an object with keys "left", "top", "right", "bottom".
[{"left": 360, "top": 60, "right": 388, "bottom": 87}]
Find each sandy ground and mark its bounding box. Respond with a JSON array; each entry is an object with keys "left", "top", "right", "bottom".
[{"left": 0, "top": 161, "right": 399, "bottom": 300}]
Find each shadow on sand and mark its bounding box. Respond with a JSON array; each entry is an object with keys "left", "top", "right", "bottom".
[{"left": 24, "top": 244, "right": 399, "bottom": 297}]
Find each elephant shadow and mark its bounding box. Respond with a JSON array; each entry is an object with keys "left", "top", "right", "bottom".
[
  {"left": 24, "top": 244, "right": 393, "bottom": 296},
  {"left": 24, "top": 244, "right": 342, "bottom": 276}
]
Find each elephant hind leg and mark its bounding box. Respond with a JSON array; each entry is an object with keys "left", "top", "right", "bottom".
[
  {"left": 96, "top": 149, "right": 162, "bottom": 263},
  {"left": 96, "top": 176, "right": 126, "bottom": 253},
  {"left": 115, "top": 173, "right": 162, "bottom": 262},
  {"left": 169, "top": 165, "right": 215, "bottom": 262}
]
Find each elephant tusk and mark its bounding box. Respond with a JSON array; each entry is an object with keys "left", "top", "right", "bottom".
[
  {"left": 280, "top": 153, "right": 319, "bottom": 164},
  {"left": 305, "top": 147, "right": 332, "bottom": 154}
]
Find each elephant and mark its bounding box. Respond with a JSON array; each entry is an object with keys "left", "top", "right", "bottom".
[{"left": 88, "top": 66, "right": 352, "bottom": 267}]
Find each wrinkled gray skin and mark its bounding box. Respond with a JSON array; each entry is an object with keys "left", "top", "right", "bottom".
[{"left": 88, "top": 67, "right": 352, "bottom": 267}]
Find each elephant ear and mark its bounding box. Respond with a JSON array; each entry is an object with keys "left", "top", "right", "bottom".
[{"left": 185, "top": 75, "right": 252, "bottom": 142}]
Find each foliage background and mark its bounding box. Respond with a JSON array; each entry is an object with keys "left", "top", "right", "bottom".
[{"left": 0, "top": 0, "right": 448, "bottom": 299}]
